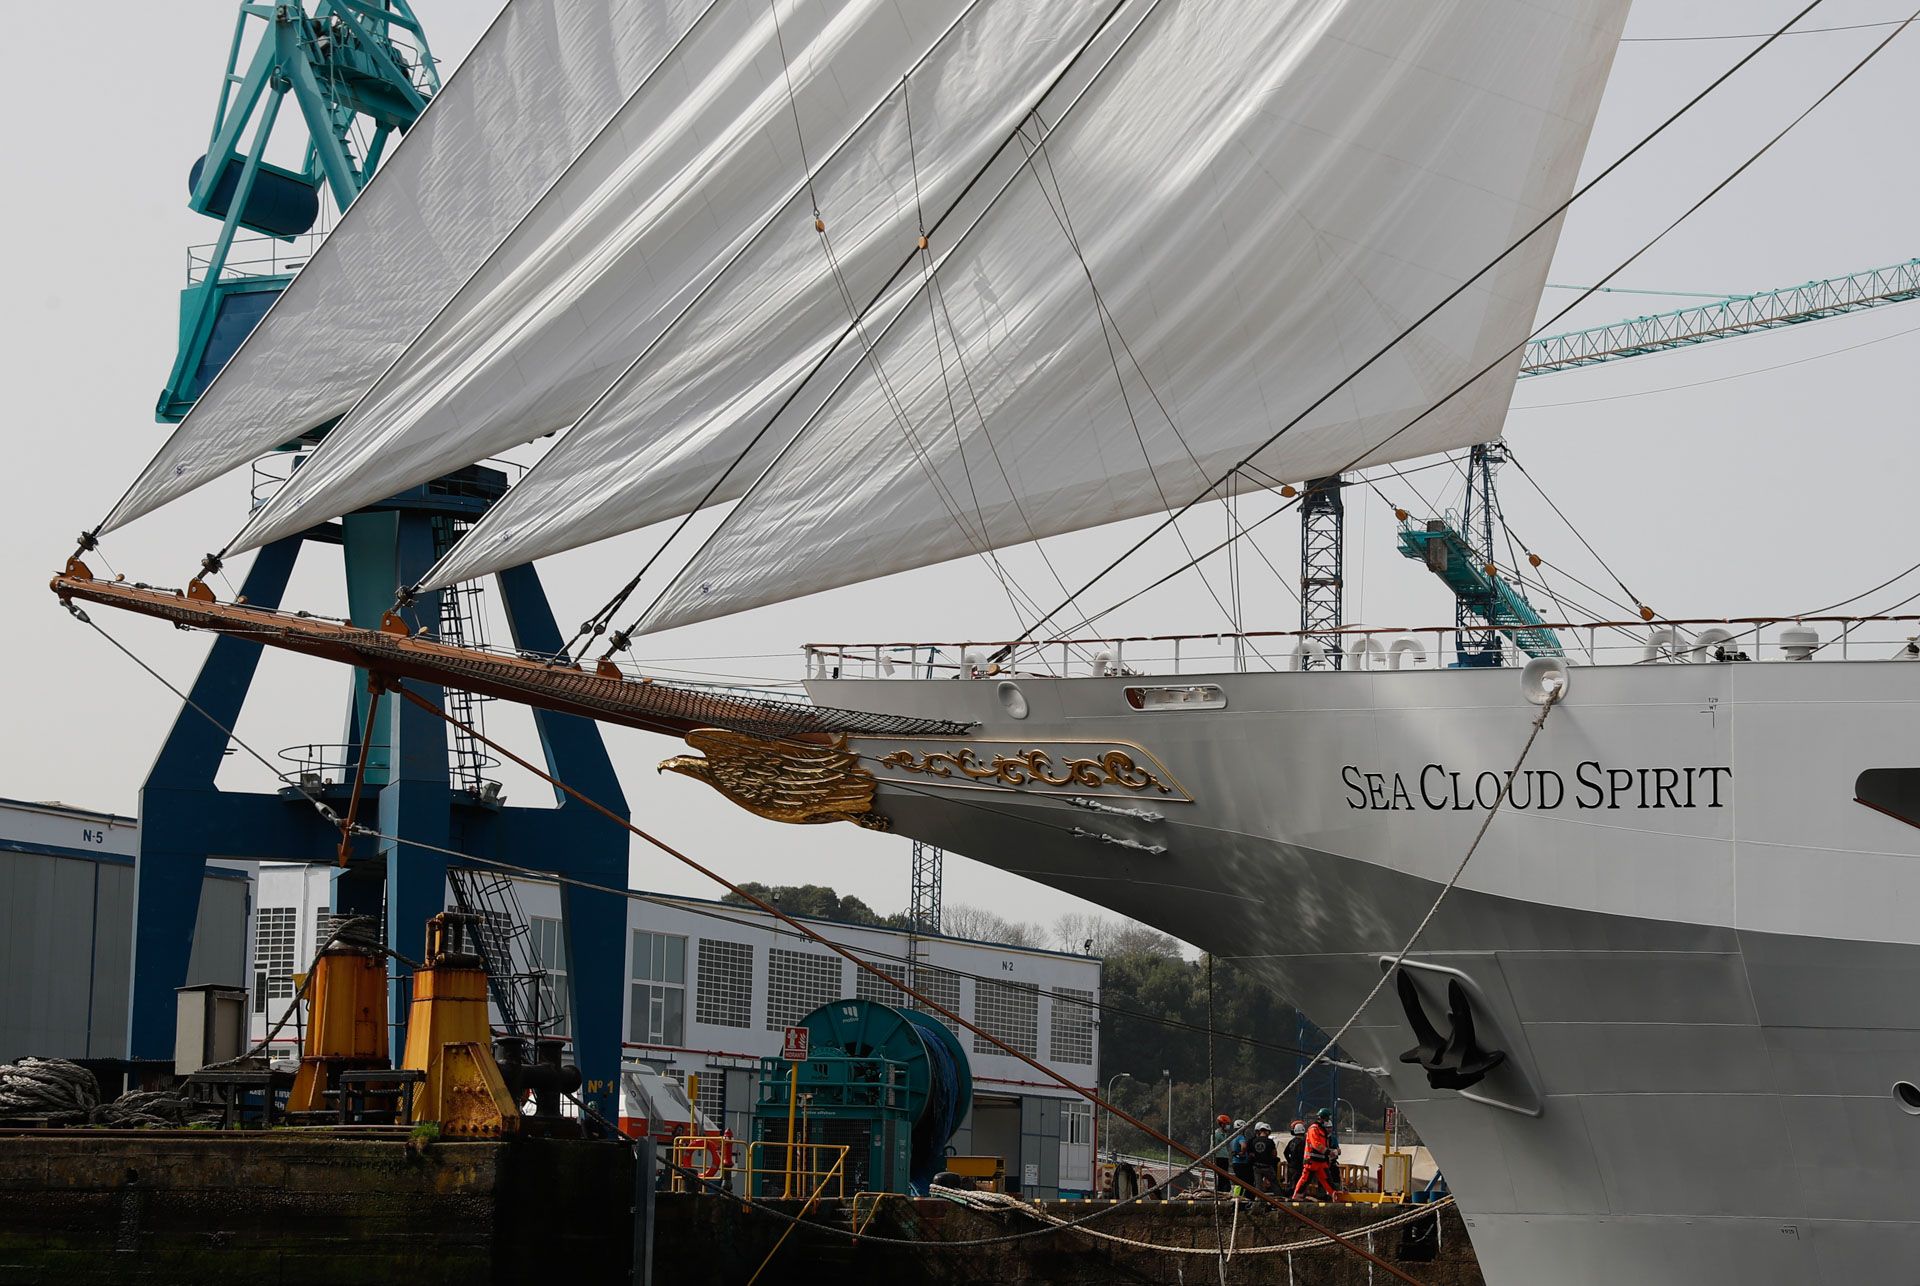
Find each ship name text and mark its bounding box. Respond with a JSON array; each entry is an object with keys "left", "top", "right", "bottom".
[{"left": 1342, "top": 762, "right": 1732, "bottom": 813}]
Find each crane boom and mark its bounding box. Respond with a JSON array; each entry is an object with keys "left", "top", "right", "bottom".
[{"left": 1520, "top": 257, "right": 1920, "bottom": 376}]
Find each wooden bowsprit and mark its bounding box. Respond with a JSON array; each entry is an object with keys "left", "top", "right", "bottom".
[{"left": 50, "top": 564, "right": 968, "bottom": 743}]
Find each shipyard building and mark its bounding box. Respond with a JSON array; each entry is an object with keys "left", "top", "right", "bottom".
[
  {"left": 0, "top": 799, "right": 248, "bottom": 1061},
  {"left": 248, "top": 863, "right": 1101, "bottom": 1199}
]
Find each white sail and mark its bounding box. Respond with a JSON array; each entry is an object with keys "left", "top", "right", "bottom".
[
  {"left": 414, "top": 0, "right": 1123, "bottom": 592},
  {"left": 230, "top": 0, "right": 1016, "bottom": 555},
  {"left": 633, "top": 0, "right": 1630, "bottom": 635},
  {"left": 102, "top": 0, "right": 716, "bottom": 535}
]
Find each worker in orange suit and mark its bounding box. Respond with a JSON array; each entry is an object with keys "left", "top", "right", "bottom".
[{"left": 1292, "top": 1108, "right": 1340, "bottom": 1202}]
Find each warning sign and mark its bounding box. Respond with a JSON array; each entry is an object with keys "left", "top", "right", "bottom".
[{"left": 781, "top": 1026, "right": 810, "bottom": 1062}]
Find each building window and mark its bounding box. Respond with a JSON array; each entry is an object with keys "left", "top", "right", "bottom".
[
  {"left": 1063, "top": 1100, "right": 1093, "bottom": 1146},
  {"left": 912, "top": 965, "right": 964, "bottom": 1037},
  {"left": 253, "top": 906, "right": 297, "bottom": 1014},
  {"left": 693, "top": 1068, "right": 726, "bottom": 1128},
  {"left": 973, "top": 979, "right": 1039, "bottom": 1056},
  {"left": 1049, "top": 987, "right": 1096, "bottom": 1065},
  {"left": 765, "top": 947, "right": 842, "bottom": 1031},
  {"left": 468, "top": 908, "right": 515, "bottom": 974},
  {"left": 529, "top": 916, "right": 569, "bottom": 1035},
  {"left": 696, "top": 939, "right": 754, "bottom": 1029},
  {"left": 630, "top": 930, "right": 686, "bottom": 1047},
  {"left": 854, "top": 962, "right": 909, "bottom": 1008}
]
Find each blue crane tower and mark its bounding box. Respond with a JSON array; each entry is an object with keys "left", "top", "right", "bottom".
[{"left": 132, "top": 3, "right": 630, "bottom": 1116}]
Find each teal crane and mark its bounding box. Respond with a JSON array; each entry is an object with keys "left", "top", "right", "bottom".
[
  {"left": 131, "top": 5, "right": 632, "bottom": 1122},
  {"left": 1520, "top": 258, "right": 1920, "bottom": 376},
  {"left": 1388, "top": 257, "right": 1920, "bottom": 663},
  {"left": 157, "top": 2, "right": 440, "bottom": 421}
]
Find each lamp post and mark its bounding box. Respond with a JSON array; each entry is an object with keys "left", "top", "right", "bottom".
[
  {"left": 1162, "top": 1069, "right": 1173, "bottom": 1185},
  {"left": 1103, "top": 1071, "right": 1132, "bottom": 1192}
]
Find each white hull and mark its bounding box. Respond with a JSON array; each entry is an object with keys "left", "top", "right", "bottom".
[{"left": 806, "top": 657, "right": 1920, "bottom": 1284}]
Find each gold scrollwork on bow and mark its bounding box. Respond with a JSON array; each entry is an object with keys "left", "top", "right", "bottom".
[
  {"left": 877, "top": 746, "right": 1177, "bottom": 795},
  {"left": 661, "top": 729, "right": 889, "bottom": 830}
]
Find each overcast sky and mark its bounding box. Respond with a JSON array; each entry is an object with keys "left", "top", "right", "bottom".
[{"left": 3, "top": 1, "right": 1917, "bottom": 942}]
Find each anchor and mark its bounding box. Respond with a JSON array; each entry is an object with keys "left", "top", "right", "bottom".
[{"left": 1395, "top": 969, "right": 1507, "bottom": 1091}]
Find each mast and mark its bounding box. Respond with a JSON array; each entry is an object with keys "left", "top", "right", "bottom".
[
  {"left": 1456, "top": 443, "right": 1507, "bottom": 667},
  {"left": 1299, "top": 476, "right": 1346, "bottom": 670}
]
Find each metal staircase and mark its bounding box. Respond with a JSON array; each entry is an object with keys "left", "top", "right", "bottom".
[{"left": 445, "top": 866, "right": 556, "bottom": 1039}]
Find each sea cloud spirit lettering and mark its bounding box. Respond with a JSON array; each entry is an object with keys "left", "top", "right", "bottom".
[{"left": 1342, "top": 762, "right": 1731, "bottom": 812}]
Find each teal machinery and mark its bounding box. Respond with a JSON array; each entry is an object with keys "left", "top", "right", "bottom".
[
  {"left": 129, "top": 4, "right": 630, "bottom": 1117},
  {"left": 753, "top": 1000, "right": 972, "bottom": 1196}
]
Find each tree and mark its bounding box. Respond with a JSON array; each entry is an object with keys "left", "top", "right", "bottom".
[
  {"left": 721, "top": 882, "right": 892, "bottom": 927},
  {"left": 941, "top": 903, "right": 1041, "bottom": 947},
  {"left": 1095, "top": 947, "right": 1396, "bottom": 1162}
]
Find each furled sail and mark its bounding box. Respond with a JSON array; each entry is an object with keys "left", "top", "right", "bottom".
[
  {"left": 628, "top": 0, "right": 1631, "bottom": 634},
  {"left": 230, "top": 0, "right": 1035, "bottom": 555},
  {"left": 102, "top": 0, "right": 716, "bottom": 535}
]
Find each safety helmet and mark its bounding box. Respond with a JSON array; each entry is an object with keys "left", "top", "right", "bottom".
[
  {"left": 1291, "top": 1121, "right": 1305, "bottom": 1136},
  {"left": 1315, "top": 1107, "right": 1333, "bottom": 1122},
  {"left": 1217, "top": 1113, "right": 1231, "bottom": 1125},
  {"left": 1233, "top": 1119, "right": 1246, "bottom": 1130},
  {"left": 1254, "top": 1121, "right": 1271, "bottom": 1132}
]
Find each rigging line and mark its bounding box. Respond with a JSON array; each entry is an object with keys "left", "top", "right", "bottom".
[
  {"left": 213, "top": 0, "right": 741, "bottom": 568},
  {"left": 62, "top": 609, "right": 341, "bottom": 833},
  {"left": 903, "top": 98, "right": 1095, "bottom": 662},
  {"left": 63, "top": 600, "right": 1415, "bottom": 1263},
  {"left": 1050, "top": 449, "right": 1593, "bottom": 649},
  {"left": 333, "top": 821, "right": 1339, "bottom": 1067},
  {"left": 1485, "top": 484, "right": 1601, "bottom": 655},
  {"left": 1207, "top": 695, "right": 1557, "bottom": 1142},
  {"left": 61, "top": 615, "right": 1346, "bottom": 1260},
  {"left": 389, "top": 682, "right": 1425, "bottom": 1284},
  {"left": 555, "top": 0, "right": 1146, "bottom": 660},
  {"left": 767, "top": 0, "right": 820, "bottom": 211},
  {"left": 1814, "top": 581, "right": 1920, "bottom": 657},
  {"left": 1622, "top": 18, "right": 1906, "bottom": 42},
  {"left": 610, "top": 0, "right": 1179, "bottom": 645},
  {"left": 924, "top": 251, "right": 1110, "bottom": 653},
  {"left": 1012, "top": 115, "right": 1300, "bottom": 642},
  {"left": 1007, "top": 123, "right": 1263, "bottom": 659},
  {"left": 1510, "top": 316, "right": 1920, "bottom": 411},
  {"left": 1051, "top": 1, "right": 1920, "bottom": 655},
  {"left": 75, "top": 611, "right": 1127, "bottom": 891},
  {"left": 92, "top": 0, "right": 731, "bottom": 561},
  {"left": 1797, "top": 555, "right": 1920, "bottom": 616},
  {"left": 1501, "top": 451, "right": 1647, "bottom": 612},
  {"left": 813, "top": 226, "right": 1064, "bottom": 636},
  {"left": 991, "top": 0, "right": 1837, "bottom": 656}
]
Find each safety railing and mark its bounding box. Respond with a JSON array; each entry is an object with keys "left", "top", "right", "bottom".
[
  {"left": 744, "top": 1139, "right": 853, "bottom": 1200},
  {"left": 278, "top": 743, "right": 388, "bottom": 786},
  {"left": 804, "top": 615, "right": 1920, "bottom": 681},
  {"left": 188, "top": 232, "right": 326, "bottom": 286}
]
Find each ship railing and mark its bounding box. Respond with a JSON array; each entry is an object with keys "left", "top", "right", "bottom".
[{"left": 803, "top": 615, "right": 1920, "bottom": 680}]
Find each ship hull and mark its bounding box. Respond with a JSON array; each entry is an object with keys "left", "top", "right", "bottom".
[{"left": 809, "top": 658, "right": 1920, "bottom": 1284}]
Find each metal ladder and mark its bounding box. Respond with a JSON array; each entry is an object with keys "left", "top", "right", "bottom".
[
  {"left": 429, "top": 516, "right": 500, "bottom": 797},
  {"left": 445, "top": 866, "right": 553, "bottom": 1039}
]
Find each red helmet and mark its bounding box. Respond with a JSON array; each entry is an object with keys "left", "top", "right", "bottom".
[{"left": 1216, "top": 1113, "right": 1231, "bottom": 1125}]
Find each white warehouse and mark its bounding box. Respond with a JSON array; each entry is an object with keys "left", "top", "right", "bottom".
[{"left": 248, "top": 864, "right": 1102, "bottom": 1199}]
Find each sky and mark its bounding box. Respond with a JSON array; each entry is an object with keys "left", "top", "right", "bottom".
[{"left": 2, "top": 1, "right": 1918, "bottom": 944}]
